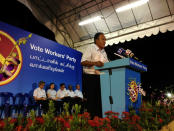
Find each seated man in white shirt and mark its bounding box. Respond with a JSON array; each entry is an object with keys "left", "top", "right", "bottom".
[
  {"left": 74, "top": 84, "right": 83, "bottom": 99},
  {"left": 56, "top": 83, "right": 68, "bottom": 100},
  {"left": 47, "top": 83, "right": 57, "bottom": 100},
  {"left": 66, "top": 85, "right": 75, "bottom": 98},
  {"left": 33, "top": 81, "right": 48, "bottom": 113},
  {"left": 66, "top": 85, "right": 76, "bottom": 112},
  {"left": 74, "top": 84, "right": 86, "bottom": 113},
  {"left": 47, "top": 83, "right": 61, "bottom": 114},
  {"left": 56, "top": 83, "right": 69, "bottom": 112}
]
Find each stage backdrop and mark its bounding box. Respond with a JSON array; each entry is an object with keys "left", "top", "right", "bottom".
[{"left": 0, "top": 21, "right": 82, "bottom": 95}]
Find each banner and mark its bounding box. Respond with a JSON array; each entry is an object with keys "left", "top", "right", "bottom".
[{"left": 0, "top": 21, "right": 82, "bottom": 95}]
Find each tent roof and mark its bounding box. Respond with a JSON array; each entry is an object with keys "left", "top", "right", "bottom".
[{"left": 18, "top": 0, "right": 174, "bottom": 50}]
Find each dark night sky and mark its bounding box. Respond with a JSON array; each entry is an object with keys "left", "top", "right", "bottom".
[{"left": 1, "top": 0, "right": 174, "bottom": 100}]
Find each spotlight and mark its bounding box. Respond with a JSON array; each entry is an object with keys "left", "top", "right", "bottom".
[
  {"left": 116, "top": 0, "right": 149, "bottom": 12},
  {"left": 166, "top": 93, "right": 172, "bottom": 98},
  {"left": 78, "top": 16, "right": 102, "bottom": 26}
]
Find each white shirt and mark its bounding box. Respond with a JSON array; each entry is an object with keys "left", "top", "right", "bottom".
[
  {"left": 33, "top": 87, "right": 46, "bottom": 99},
  {"left": 47, "top": 89, "right": 56, "bottom": 99},
  {"left": 56, "top": 88, "right": 68, "bottom": 98},
  {"left": 81, "top": 44, "right": 109, "bottom": 74},
  {"left": 66, "top": 90, "right": 75, "bottom": 97},
  {"left": 74, "top": 89, "right": 83, "bottom": 99}
]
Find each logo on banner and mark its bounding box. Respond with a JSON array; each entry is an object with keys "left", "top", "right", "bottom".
[
  {"left": 127, "top": 80, "right": 140, "bottom": 102},
  {"left": 0, "top": 30, "right": 32, "bottom": 85}
]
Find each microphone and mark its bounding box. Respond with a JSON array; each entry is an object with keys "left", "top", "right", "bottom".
[
  {"left": 114, "top": 53, "right": 125, "bottom": 59},
  {"left": 117, "top": 48, "right": 141, "bottom": 62},
  {"left": 117, "top": 48, "right": 127, "bottom": 57},
  {"left": 125, "top": 49, "right": 140, "bottom": 61},
  {"left": 125, "top": 49, "right": 132, "bottom": 56},
  {"left": 114, "top": 48, "right": 126, "bottom": 59}
]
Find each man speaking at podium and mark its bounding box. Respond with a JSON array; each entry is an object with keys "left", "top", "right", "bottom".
[
  {"left": 81, "top": 32, "right": 109, "bottom": 118},
  {"left": 81, "top": 32, "right": 109, "bottom": 74}
]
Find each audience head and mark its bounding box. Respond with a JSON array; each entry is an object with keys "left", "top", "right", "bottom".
[
  {"left": 39, "top": 81, "right": 45, "bottom": 89},
  {"left": 50, "top": 83, "right": 55, "bottom": 89},
  {"left": 60, "top": 83, "right": 65, "bottom": 90},
  {"left": 68, "top": 85, "right": 73, "bottom": 90},
  {"left": 76, "top": 84, "right": 80, "bottom": 90}
]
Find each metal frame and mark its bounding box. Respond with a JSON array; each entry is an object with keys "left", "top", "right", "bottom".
[
  {"left": 28, "top": 0, "right": 174, "bottom": 47},
  {"left": 30, "top": 0, "right": 73, "bottom": 47},
  {"left": 42, "top": 0, "right": 74, "bottom": 47},
  {"left": 95, "top": 0, "right": 111, "bottom": 33}
]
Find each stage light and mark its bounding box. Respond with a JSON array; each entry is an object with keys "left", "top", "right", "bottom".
[
  {"left": 116, "top": 0, "right": 149, "bottom": 13},
  {"left": 78, "top": 16, "right": 102, "bottom": 26},
  {"left": 166, "top": 93, "right": 172, "bottom": 98}
]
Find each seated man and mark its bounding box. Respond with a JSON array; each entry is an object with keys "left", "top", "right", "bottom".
[
  {"left": 56, "top": 83, "right": 70, "bottom": 112},
  {"left": 74, "top": 84, "right": 85, "bottom": 113},
  {"left": 47, "top": 83, "right": 61, "bottom": 115},
  {"left": 33, "top": 81, "right": 48, "bottom": 114},
  {"left": 66, "top": 85, "right": 75, "bottom": 98},
  {"left": 66, "top": 85, "right": 76, "bottom": 112},
  {"left": 47, "top": 83, "right": 57, "bottom": 100},
  {"left": 74, "top": 84, "right": 83, "bottom": 99},
  {"left": 56, "top": 83, "right": 68, "bottom": 100}
]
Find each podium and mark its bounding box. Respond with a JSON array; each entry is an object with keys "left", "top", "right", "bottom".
[{"left": 95, "top": 58, "right": 147, "bottom": 117}]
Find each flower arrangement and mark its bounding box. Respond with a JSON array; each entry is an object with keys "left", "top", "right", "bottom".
[{"left": 0, "top": 100, "right": 174, "bottom": 131}]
